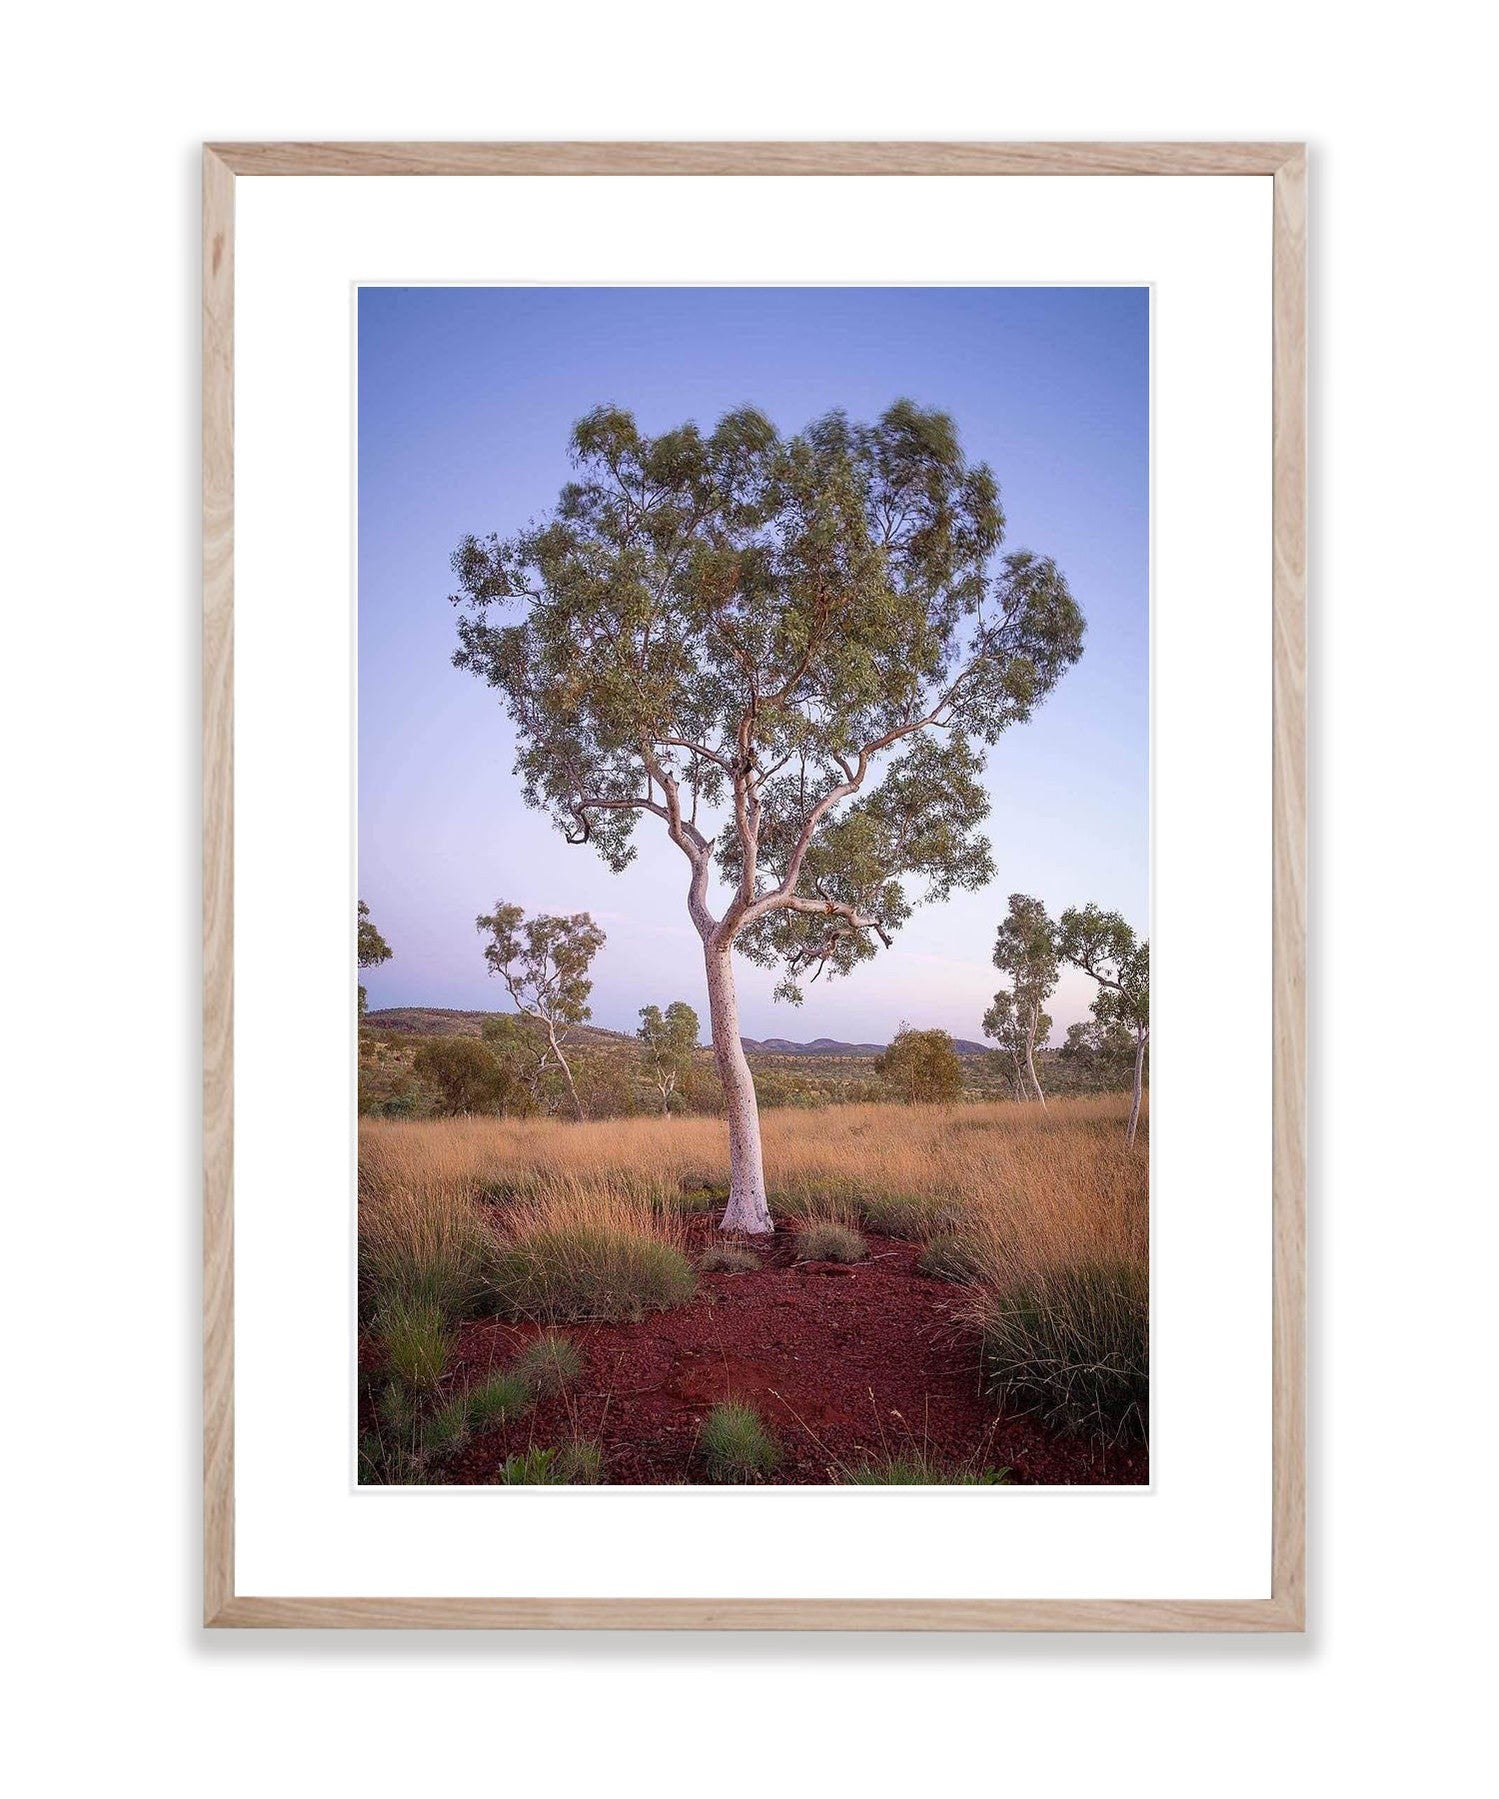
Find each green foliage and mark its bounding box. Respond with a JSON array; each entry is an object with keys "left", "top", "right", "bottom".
[
  {"left": 410, "top": 1036, "right": 506, "bottom": 1116},
  {"left": 489, "top": 1230, "right": 697, "bottom": 1323},
  {"left": 794, "top": 1220, "right": 868, "bottom": 1263},
  {"left": 637, "top": 1000, "right": 701, "bottom": 1112},
  {"left": 451, "top": 403, "right": 1084, "bottom": 1001},
  {"left": 510, "top": 1331, "right": 584, "bottom": 1396},
  {"left": 357, "top": 899, "right": 393, "bottom": 1018},
  {"left": 493, "top": 1442, "right": 606, "bottom": 1484},
  {"left": 699, "top": 1241, "right": 762, "bottom": 1273},
  {"left": 977, "top": 1258, "right": 1149, "bottom": 1447},
  {"left": 844, "top": 1454, "right": 1009, "bottom": 1485},
  {"left": 698, "top": 1402, "right": 781, "bottom": 1482},
  {"left": 1057, "top": 905, "right": 1150, "bottom": 1039},
  {"left": 476, "top": 902, "right": 605, "bottom": 1030},
  {"left": 875, "top": 1025, "right": 964, "bottom": 1104},
  {"left": 375, "top": 1296, "right": 452, "bottom": 1391},
  {"left": 917, "top": 1232, "right": 984, "bottom": 1283}
]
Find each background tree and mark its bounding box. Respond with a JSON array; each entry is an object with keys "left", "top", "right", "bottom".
[
  {"left": 475, "top": 903, "right": 606, "bottom": 1122},
  {"left": 875, "top": 1024, "right": 964, "bottom": 1104},
  {"left": 452, "top": 401, "right": 1083, "bottom": 1230},
  {"left": 1058, "top": 1016, "right": 1135, "bottom": 1087},
  {"left": 982, "top": 989, "right": 1053, "bottom": 1101},
  {"left": 357, "top": 899, "right": 392, "bottom": 1019},
  {"left": 637, "top": 1001, "right": 701, "bottom": 1115},
  {"left": 988, "top": 892, "right": 1060, "bottom": 1104},
  {"left": 411, "top": 1037, "right": 504, "bottom": 1115},
  {"left": 479, "top": 1013, "right": 545, "bottom": 1116},
  {"left": 1058, "top": 903, "right": 1150, "bottom": 1144}
]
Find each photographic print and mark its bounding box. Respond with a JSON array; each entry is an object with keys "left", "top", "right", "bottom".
[{"left": 356, "top": 284, "right": 1150, "bottom": 1488}]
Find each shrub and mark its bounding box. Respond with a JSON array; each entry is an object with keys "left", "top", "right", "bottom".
[
  {"left": 489, "top": 1192, "right": 696, "bottom": 1322},
  {"left": 412, "top": 1036, "right": 508, "bottom": 1115},
  {"left": 698, "top": 1402, "right": 780, "bottom": 1482},
  {"left": 794, "top": 1221, "right": 868, "bottom": 1264},
  {"left": 424, "top": 1393, "right": 474, "bottom": 1456},
  {"left": 375, "top": 1296, "right": 452, "bottom": 1391},
  {"left": 974, "top": 1257, "right": 1148, "bottom": 1446},
  {"left": 463, "top": 1370, "right": 534, "bottom": 1429},
  {"left": 874, "top": 1026, "right": 964, "bottom": 1104},
  {"left": 510, "top": 1332, "right": 583, "bottom": 1397},
  {"left": 699, "top": 1242, "right": 762, "bottom": 1274},
  {"left": 844, "top": 1453, "right": 1009, "bottom": 1485},
  {"left": 917, "top": 1232, "right": 983, "bottom": 1282}
]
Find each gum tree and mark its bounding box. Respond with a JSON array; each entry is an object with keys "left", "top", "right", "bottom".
[
  {"left": 637, "top": 1000, "right": 700, "bottom": 1116},
  {"left": 357, "top": 899, "right": 392, "bottom": 1019},
  {"left": 982, "top": 990, "right": 1053, "bottom": 1101},
  {"left": 475, "top": 902, "right": 605, "bottom": 1122},
  {"left": 987, "top": 892, "right": 1061, "bottom": 1105},
  {"left": 1058, "top": 903, "right": 1150, "bottom": 1144},
  {"left": 452, "top": 402, "right": 1084, "bottom": 1230}
]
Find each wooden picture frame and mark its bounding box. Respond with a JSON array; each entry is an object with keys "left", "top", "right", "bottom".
[{"left": 203, "top": 140, "right": 1306, "bottom": 1630}]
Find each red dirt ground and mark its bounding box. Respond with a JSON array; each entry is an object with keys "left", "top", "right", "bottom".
[{"left": 371, "top": 1222, "right": 1148, "bottom": 1486}]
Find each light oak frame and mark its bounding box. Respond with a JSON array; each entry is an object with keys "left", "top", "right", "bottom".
[{"left": 203, "top": 140, "right": 1306, "bottom": 1631}]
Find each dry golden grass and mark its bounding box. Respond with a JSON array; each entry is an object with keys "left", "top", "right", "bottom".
[{"left": 358, "top": 1097, "right": 1149, "bottom": 1435}]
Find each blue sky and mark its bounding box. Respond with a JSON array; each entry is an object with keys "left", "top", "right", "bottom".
[{"left": 358, "top": 286, "right": 1148, "bottom": 1044}]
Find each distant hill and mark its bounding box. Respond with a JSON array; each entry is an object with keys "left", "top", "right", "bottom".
[{"left": 366, "top": 1008, "right": 990, "bottom": 1059}]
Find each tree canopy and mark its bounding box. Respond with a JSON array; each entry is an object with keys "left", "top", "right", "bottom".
[
  {"left": 357, "top": 899, "right": 393, "bottom": 1019},
  {"left": 475, "top": 902, "right": 606, "bottom": 1121},
  {"left": 451, "top": 402, "right": 1085, "bottom": 998},
  {"left": 636, "top": 1000, "right": 701, "bottom": 1114}
]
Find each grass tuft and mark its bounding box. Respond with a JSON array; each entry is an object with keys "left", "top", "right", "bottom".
[
  {"left": 699, "top": 1242, "right": 762, "bottom": 1274},
  {"left": 375, "top": 1296, "right": 452, "bottom": 1391},
  {"left": 844, "top": 1453, "right": 1009, "bottom": 1485},
  {"left": 698, "top": 1402, "right": 780, "bottom": 1482},
  {"left": 463, "top": 1370, "right": 534, "bottom": 1429},
  {"left": 489, "top": 1190, "right": 696, "bottom": 1323},
  {"left": 969, "top": 1257, "right": 1148, "bottom": 1446},
  {"left": 510, "top": 1331, "right": 584, "bottom": 1396},
  {"left": 794, "top": 1220, "right": 868, "bottom": 1264},
  {"left": 557, "top": 1440, "right": 605, "bottom": 1484},
  {"left": 917, "top": 1232, "right": 983, "bottom": 1283}
]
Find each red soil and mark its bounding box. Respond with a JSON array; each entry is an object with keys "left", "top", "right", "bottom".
[{"left": 389, "top": 1223, "right": 1147, "bottom": 1486}]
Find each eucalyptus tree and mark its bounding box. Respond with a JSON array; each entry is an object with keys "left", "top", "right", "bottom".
[
  {"left": 637, "top": 1000, "right": 701, "bottom": 1116},
  {"left": 982, "top": 989, "right": 1053, "bottom": 1101},
  {"left": 451, "top": 402, "right": 1084, "bottom": 1230},
  {"left": 357, "top": 900, "right": 392, "bottom": 1019},
  {"left": 474, "top": 902, "right": 606, "bottom": 1122},
  {"left": 988, "top": 892, "right": 1061, "bottom": 1104},
  {"left": 1058, "top": 903, "right": 1151, "bottom": 1144}
]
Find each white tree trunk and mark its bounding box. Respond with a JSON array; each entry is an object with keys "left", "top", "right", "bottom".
[
  {"left": 546, "top": 1020, "right": 586, "bottom": 1123},
  {"left": 704, "top": 938, "right": 772, "bottom": 1233},
  {"left": 1126, "top": 1033, "right": 1146, "bottom": 1145},
  {"left": 1025, "top": 1007, "right": 1047, "bottom": 1107}
]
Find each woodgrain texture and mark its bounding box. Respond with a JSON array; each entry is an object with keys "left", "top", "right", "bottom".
[
  {"left": 207, "top": 141, "right": 1299, "bottom": 177},
  {"left": 202, "top": 141, "right": 1307, "bottom": 1631}
]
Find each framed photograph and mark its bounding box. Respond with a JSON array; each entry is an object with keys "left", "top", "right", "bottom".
[{"left": 204, "top": 141, "right": 1305, "bottom": 1629}]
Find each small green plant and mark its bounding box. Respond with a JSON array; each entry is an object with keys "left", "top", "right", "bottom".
[
  {"left": 699, "top": 1242, "right": 762, "bottom": 1274},
  {"left": 463, "top": 1370, "right": 534, "bottom": 1429},
  {"left": 424, "top": 1393, "right": 474, "bottom": 1456},
  {"left": 496, "top": 1447, "right": 564, "bottom": 1484},
  {"left": 376, "top": 1295, "right": 452, "bottom": 1391},
  {"left": 510, "top": 1331, "right": 583, "bottom": 1396},
  {"left": 917, "top": 1232, "right": 983, "bottom": 1283},
  {"left": 844, "top": 1453, "right": 1009, "bottom": 1485},
  {"left": 794, "top": 1221, "right": 868, "bottom": 1264},
  {"left": 698, "top": 1402, "right": 780, "bottom": 1482},
  {"left": 557, "top": 1440, "right": 604, "bottom": 1484}
]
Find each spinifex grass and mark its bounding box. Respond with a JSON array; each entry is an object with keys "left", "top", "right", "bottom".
[
  {"left": 698, "top": 1402, "right": 781, "bottom": 1482},
  {"left": 488, "top": 1185, "right": 696, "bottom": 1323}
]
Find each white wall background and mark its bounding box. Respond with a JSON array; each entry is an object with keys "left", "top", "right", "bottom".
[{"left": 3, "top": 5, "right": 1493, "bottom": 1794}]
